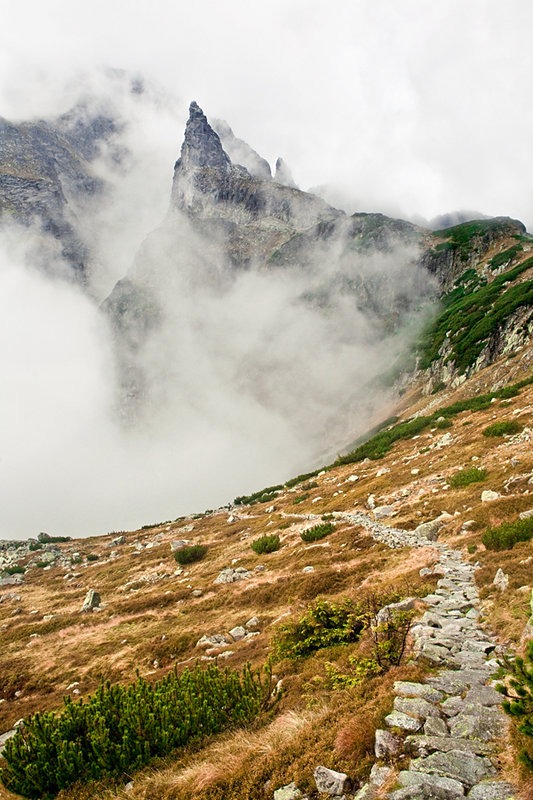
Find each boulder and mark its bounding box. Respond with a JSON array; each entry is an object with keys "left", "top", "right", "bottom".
[
  {"left": 214, "top": 567, "right": 250, "bottom": 584},
  {"left": 493, "top": 568, "right": 509, "bottom": 591},
  {"left": 273, "top": 782, "right": 303, "bottom": 800},
  {"left": 481, "top": 490, "right": 500, "bottom": 503},
  {"left": 229, "top": 626, "right": 246, "bottom": 641},
  {"left": 313, "top": 766, "right": 351, "bottom": 795},
  {"left": 245, "top": 616, "right": 261, "bottom": 631},
  {"left": 374, "top": 728, "right": 401, "bottom": 758},
  {"left": 80, "top": 589, "right": 101, "bottom": 613}
]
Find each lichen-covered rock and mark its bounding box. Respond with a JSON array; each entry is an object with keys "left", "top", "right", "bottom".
[
  {"left": 80, "top": 589, "right": 101, "bottom": 613},
  {"left": 313, "top": 765, "right": 351, "bottom": 795}
]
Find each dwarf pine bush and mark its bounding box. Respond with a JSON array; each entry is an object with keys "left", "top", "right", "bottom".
[
  {"left": 273, "top": 598, "right": 367, "bottom": 660},
  {"left": 497, "top": 639, "right": 533, "bottom": 769},
  {"left": 250, "top": 534, "right": 280, "bottom": 554},
  {"left": 447, "top": 467, "right": 487, "bottom": 488},
  {"left": 174, "top": 544, "right": 207, "bottom": 565},
  {"left": 482, "top": 517, "right": 533, "bottom": 551},
  {"left": 300, "top": 522, "right": 335, "bottom": 542},
  {"left": 0, "top": 663, "right": 272, "bottom": 798},
  {"left": 483, "top": 420, "right": 522, "bottom": 437}
]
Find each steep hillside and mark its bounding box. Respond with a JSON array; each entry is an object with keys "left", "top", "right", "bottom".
[{"left": 1, "top": 353, "right": 533, "bottom": 800}]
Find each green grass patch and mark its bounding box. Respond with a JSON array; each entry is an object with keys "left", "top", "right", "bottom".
[
  {"left": 174, "top": 545, "right": 208, "bottom": 565},
  {"left": 447, "top": 467, "right": 487, "bottom": 488},
  {"left": 482, "top": 516, "right": 533, "bottom": 551},
  {"left": 482, "top": 420, "right": 522, "bottom": 437},
  {"left": 489, "top": 244, "right": 523, "bottom": 270},
  {"left": 1, "top": 564, "right": 24, "bottom": 575},
  {"left": 300, "top": 523, "right": 335, "bottom": 543},
  {"left": 250, "top": 534, "right": 280, "bottom": 555},
  {"left": 333, "top": 372, "right": 533, "bottom": 466}
]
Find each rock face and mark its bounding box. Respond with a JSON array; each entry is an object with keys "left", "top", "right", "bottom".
[{"left": 0, "top": 109, "right": 114, "bottom": 283}]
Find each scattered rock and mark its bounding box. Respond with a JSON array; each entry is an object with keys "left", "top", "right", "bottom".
[
  {"left": 245, "top": 616, "right": 261, "bottom": 630},
  {"left": 229, "top": 625, "right": 246, "bottom": 641},
  {"left": 492, "top": 568, "right": 509, "bottom": 592},
  {"left": 374, "top": 728, "right": 402, "bottom": 758},
  {"left": 467, "top": 781, "right": 517, "bottom": 799},
  {"left": 519, "top": 508, "right": 533, "bottom": 519},
  {"left": 273, "top": 782, "right": 303, "bottom": 800},
  {"left": 170, "top": 540, "right": 190, "bottom": 552},
  {"left": 481, "top": 490, "right": 500, "bottom": 503},
  {"left": 196, "top": 633, "right": 231, "bottom": 648},
  {"left": 213, "top": 567, "right": 250, "bottom": 584},
  {"left": 369, "top": 764, "right": 392, "bottom": 786},
  {"left": 302, "top": 566, "right": 315, "bottom": 573},
  {"left": 80, "top": 589, "right": 101, "bottom": 613},
  {"left": 410, "top": 750, "right": 496, "bottom": 788},
  {"left": 313, "top": 765, "right": 351, "bottom": 795}
]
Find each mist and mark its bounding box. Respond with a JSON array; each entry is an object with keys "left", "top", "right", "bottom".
[{"left": 0, "top": 93, "right": 435, "bottom": 539}]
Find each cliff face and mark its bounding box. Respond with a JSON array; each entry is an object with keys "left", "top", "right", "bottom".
[{"left": 0, "top": 107, "right": 117, "bottom": 282}]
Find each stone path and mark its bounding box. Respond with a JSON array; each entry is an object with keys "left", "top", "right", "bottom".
[{"left": 334, "top": 511, "right": 517, "bottom": 800}]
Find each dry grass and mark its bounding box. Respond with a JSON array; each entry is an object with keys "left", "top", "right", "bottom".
[{"left": 1, "top": 364, "right": 533, "bottom": 799}]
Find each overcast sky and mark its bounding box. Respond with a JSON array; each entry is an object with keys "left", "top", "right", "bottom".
[{"left": 2, "top": 0, "right": 533, "bottom": 228}]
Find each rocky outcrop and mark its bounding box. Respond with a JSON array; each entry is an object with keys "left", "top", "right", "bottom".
[
  {"left": 212, "top": 118, "right": 272, "bottom": 180},
  {"left": 0, "top": 111, "right": 114, "bottom": 283}
]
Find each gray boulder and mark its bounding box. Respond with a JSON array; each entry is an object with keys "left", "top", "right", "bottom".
[
  {"left": 374, "top": 728, "right": 401, "bottom": 757},
  {"left": 313, "top": 765, "right": 351, "bottom": 795},
  {"left": 80, "top": 589, "right": 101, "bottom": 613},
  {"left": 273, "top": 782, "right": 303, "bottom": 800},
  {"left": 214, "top": 567, "right": 250, "bottom": 584}
]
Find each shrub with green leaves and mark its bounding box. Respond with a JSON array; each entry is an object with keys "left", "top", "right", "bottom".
[
  {"left": 174, "top": 544, "right": 208, "bottom": 565},
  {"left": 301, "top": 522, "right": 335, "bottom": 542},
  {"left": 0, "top": 664, "right": 272, "bottom": 798},
  {"left": 250, "top": 534, "right": 280, "bottom": 554},
  {"left": 482, "top": 420, "right": 522, "bottom": 437},
  {"left": 482, "top": 517, "right": 533, "bottom": 551},
  {"left": 447, "top": 467, "right": 487, "bottom": 488},
  {"left": 497, "top": 639, "right": 533, "bottom": 770},
  {"left": 2, "top": 565, "right": 24, "bottom": 575},
  {"left": 273, "top": 598, "right": 367, "bottom": 660}
]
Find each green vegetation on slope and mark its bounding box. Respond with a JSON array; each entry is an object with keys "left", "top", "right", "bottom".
[
  {"left": 0, "top": 665, "right": 272, "bottom": 799},
  {"left": 497, "top": 639, "right": 533, "bottom": 770},
  {"left": 419, "top": 257, "right": 533, "bottom": 372},
  {"left": 482, "top": 516, "right": 533, "bottom": 551},
  {"left": 447, "top": 467, "right": 487, "bottom": 488},
  {"left": 334, "top": 373, "right": 533, "bottom": 466}
]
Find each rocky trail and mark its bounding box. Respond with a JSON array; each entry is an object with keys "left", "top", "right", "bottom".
[{"left": 332, "top": 510, "right": 516, "bottom": 800}]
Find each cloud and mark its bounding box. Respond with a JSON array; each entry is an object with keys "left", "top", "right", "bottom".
[{"left": 2, "top": 1, "right": 533, "bottom": 226}]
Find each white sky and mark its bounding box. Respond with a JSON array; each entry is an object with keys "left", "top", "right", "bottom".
[{"left": 2, "top": 0, "right": 533, "bottom": 227}]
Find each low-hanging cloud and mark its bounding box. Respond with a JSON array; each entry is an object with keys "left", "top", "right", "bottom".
[{"left": 0, "top": 78, "right": 438, "bottom": 540}]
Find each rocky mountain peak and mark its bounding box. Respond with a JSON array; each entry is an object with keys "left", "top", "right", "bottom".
[{"left": 174, "top": 101, "right": 231, "bottom": 175}]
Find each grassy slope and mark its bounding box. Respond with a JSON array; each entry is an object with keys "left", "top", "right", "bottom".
[{"left": 2, "top": 226, "right": 533, "bottom": 799}]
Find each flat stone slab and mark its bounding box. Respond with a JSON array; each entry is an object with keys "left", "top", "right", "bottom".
[
  {"left": 394, "top": 681, "right": 444, "bottom": 703},
  {"left": 410, "top": 750, "right": 497, "bottom": 788},
  {"left": 464, "top": 686, "right": 502, "bottom": 706},
  {"left": 466, "top": 781, "right": 516, "bottom": 799},
  {"left": 448, "top": 708, "right": 506, "bottom": 741},
  {"left": 385, "top": 711, "right": 423, "bottom": 732},
  {"left": 404, "top": 735, "right": 492, "bottom": 757},
  {"left": 394, "top": 696, "right": 441, "bottom": 719},
  {"left": 396, "top": 770, "right": 465, "bottom": 800}
]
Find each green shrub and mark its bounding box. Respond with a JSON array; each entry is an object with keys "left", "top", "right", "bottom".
[
  {"left": 301, "top": 523, "right": 335, "bottom": 542},
  {"left": 483, "top": 420, "right": 523, "bottom": 437},
  {"left": 0, "top": 664, "right": 272, "bottom": 798},
  {"left": 496, "top": 639, "right": 533, "bottom": 770},
  {"left": 447, "top": 467, "right": 487, "bottom": 488},
  {"left": 174, "top": 544, "right": 208, "bottom": 565},
  {"left": 28, "top": 542, "right": 42, "bottom": 551},
  {"left": 467, "top": 543, "right": 477, "bottom": 554},
  {"left": 2, "top": 565, "right": 24, "bottom": 575},
  {"left": 86, "top": 553, "right": 99, "bottom": 562},
  {"left": 435, "top": 418, "right": 453, "bottom": 429},
  {"left": 37, "top": 533, "right": 71, "bottom": 543},
  {"left": 273, "top": 598, "right": 367, "bottom": 660},
  {"left": 482, "top": 517, "right": 533, "bottom": 551},
  {"left": 250, "top": 534, "right": 280, "bottom": 555},
  {"left": 292, "top": 493, "right": 310, "bottom": 505},
  {"left": 234, "top": 485, "right": 284, "bottom": 505}
]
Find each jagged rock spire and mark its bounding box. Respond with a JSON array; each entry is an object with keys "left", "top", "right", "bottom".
[
  {"left": 174, "top": 101, "right": 231, "bottom": 173},
  {"left": 274, "top": 157, "right": 297, "bottom": 188}
]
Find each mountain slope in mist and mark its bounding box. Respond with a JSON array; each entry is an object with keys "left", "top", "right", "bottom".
[{"left": 1, "top": 87, "right": 532, "bottom": 542}]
